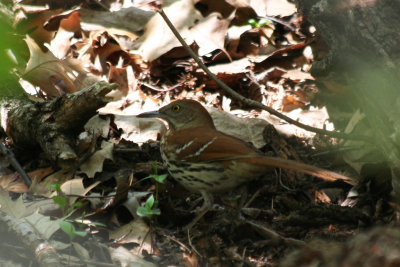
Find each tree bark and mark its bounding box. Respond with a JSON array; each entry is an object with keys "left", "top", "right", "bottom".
[
  {"left": 296, "top": 0, "right": 400, "bottom": 198},
  {"left": 3, "top": 81, "right": 117, "bottom": 168}
]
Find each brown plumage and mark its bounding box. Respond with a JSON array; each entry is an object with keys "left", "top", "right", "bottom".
[{"left": 137, "top": 99, "right": 355, "bottom": 228}]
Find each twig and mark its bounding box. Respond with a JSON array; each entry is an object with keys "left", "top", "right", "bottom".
[
  {"left": 139, "top": 81, "right": 183, "bottom": 92},
  {"left": 162, "top": 233, "right": 191, "bottom": 253},
  {"left": 157, "top": 9, "right": 369, "bottom": 142},
  {"left": 243, "top": 218, "right": 306, "bottom": 247},
  {"left": 187, "top": 229, "right": 202, "bottom": 258},
  {"left": 243, "top": 185, "right": 269, "bottom": 208},
  {"left": 0, "top": 142, "right": 31, "bottom": 187}
]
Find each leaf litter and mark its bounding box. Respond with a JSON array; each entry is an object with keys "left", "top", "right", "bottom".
[{"left": 0, "top": 0, "right": 395, "bottom": 266}]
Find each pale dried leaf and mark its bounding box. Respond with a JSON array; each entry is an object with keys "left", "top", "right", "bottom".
[
  {"left": 72, "top": 242, "right": 90, "bottom": 260},
  {"left": 23, "top": 212, "right": 61, "bottom": 240},
  {"left": 260, "top": 106, "right": 332, "bottom": 139},
  {"left": 115, "top": 116, "right": 166, "bottom": 143},
  {"left": 84, "top": 115, "right": 111, "bottom": 138},
  {"left": 137, "top": 0, "right": 203, "bottom": 61},
  {"left": 0, "top": 189, "right": 26, "bottom": 219},
  {"left": 110, "top": 246, "right": 157, "bottom": 267},
  {"left": 39, "top": 170, "right": 75, "bottom": 197},
  {"left": 253, "top": 0, "right": 297, "bottom": 17},
  {"left": 23, "top": 35, "right": 77, "bottom": 97},
  {"left": 0, "top": 173, "right": 28, "bottom": 193},
  {"left": 208, "top": 107, "right": 270, "bottom": 149},
  {"left": 109, "top": 219, "right": 151, "bottom": 253},
  {"left": 79, "top": 7, "right": 154, "bottom": 38},
  {"left": 191, "top": 13, "right": 231, "bottom": 56},
  {"left": 119, "top": 192, "right": 150, "bottom": 219},
  {"left": 80, "top": 141, "right": 114, "bottom": 178}
]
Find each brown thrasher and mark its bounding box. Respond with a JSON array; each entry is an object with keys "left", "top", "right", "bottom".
[{"left": 137, "top": 99, "right": 354, "bottom": 228}]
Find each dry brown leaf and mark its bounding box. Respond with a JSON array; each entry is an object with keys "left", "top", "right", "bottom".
[
  {"left": 48, "top": 11, "right": 82, "bottom": 58},
  {"left": 80, "top": 141, "right": 114, "bottom": 178},
  {"left": 182, "top": 252, "right": 199, "bottom": 267},
  {"left": 0, "top": 173, "right": 28, "bottom": 193},
  {"left": 108, "top": 65, "right": 129, "bottom": 96},
  {"left": 15, "top": 6, "right": 60, "bottom": 45},
  {"left": 29, "top": 167, "right": 54, "bottom": 183},
  {"left": 282, "top": 94, "right": 306, "bottom": 112},
  {"left": 44, "top": 10, "right": 81, "bottom": 32},
  {"left": 23, "top": 35, "right": 78, "bottom": 98}
]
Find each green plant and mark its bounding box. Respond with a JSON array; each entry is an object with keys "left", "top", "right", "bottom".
[
  {"left": 50, "top": 184, "right": 92, "bottom": 241},
  {"left": 136, "top": 194, "right": 160, "bottom": 219},
  {"left": 50, "top": 184, "right": 83, "bottom": 217},
  {"left": 135, "top": 162, "right": 168, "bottom": 203},
  {"left": 145, "top": 162, "right": 167, "bottom": 200},
  {"left": 135, "top": 162, "right": 167, "bottom": 220},
  {"left": 59, "top": 220, "right": 87, "bottom": 241},
  {"left": 248, "top": 18, "right": 270, "bottom": 29}
]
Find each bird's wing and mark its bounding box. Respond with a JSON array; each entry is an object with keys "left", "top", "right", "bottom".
[{"left": 164, "top": 127, "right": 261, "bottom": 163}]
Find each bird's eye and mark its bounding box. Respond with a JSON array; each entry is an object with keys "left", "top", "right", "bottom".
[{"left": 172, "top": 104, "right": 180, "bottom": 112}]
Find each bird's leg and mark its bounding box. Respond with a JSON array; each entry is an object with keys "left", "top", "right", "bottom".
[{"left": 183, "top": 190, "right": 213, "bottom": 230}]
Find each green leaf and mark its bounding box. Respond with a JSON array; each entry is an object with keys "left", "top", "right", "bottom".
[
  {"left": 80, "top": 211, "right": 86, "bottom": 221},
  {"left": 136, "top": 207, "right": 160, "bottom": 218},
  {"left": 74, "top": 231, "right": 87, "bottom": 237},
  {"left": 137, "top": 206, "right": 151, "bottom": 217},
  {"left": 49, "top": 184, "right": 62, "bottom": 192},
  {"left": 248, "top": 18, "right": 256, "bottom": 26},
  {"left": 145, "top": 174, "right": 168, "bottom": 183},
  {"left": 145, "top": 195, "right": 155, "bottom": 210},
  {"left": 89, "top": 221, "right": 107, "bottom": 227},
  {"left": 74, "top": 201, "right": 83, "bottom": 207},
  {"left": 65, "top": 207, "right": 74, "bottom": 215},
  {"left": 258, "top": 20, "right": 265, "bottom": 26},
  {"left": 53, "top": 196, "right": 67, "bottom": 209},
  {"left": 151, "top": 208, "right": 160, "bottom": 215},
  {"left": 153, "top": 174, "right": 168, "bottom": 183},
  {"left": 59, "top": 220, "right": 75, "bottom": 240}
]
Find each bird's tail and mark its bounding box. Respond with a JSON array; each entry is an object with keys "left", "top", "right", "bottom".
[{"left": 227, "top": 155, "right": 356, "bottom": 185}]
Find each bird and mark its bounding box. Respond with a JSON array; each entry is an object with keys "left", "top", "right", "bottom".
[{"left": 137, "top": 99, "right": 355, "bottom": 228}]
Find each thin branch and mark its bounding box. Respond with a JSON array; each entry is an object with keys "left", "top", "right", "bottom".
[
  {"left": 157, "top": 9, "right": 369, "bottom": 142},
  {"left": 0, "top": 142, "right": 31, "bottom": 187}
]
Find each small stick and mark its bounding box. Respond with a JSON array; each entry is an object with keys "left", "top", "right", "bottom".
[{"left": 0, "top": 142, "right": 31, "bottom": 187}]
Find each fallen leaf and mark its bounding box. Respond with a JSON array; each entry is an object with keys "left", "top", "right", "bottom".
[
  {"left": 115, "top": 115, "right": 166, "bottom": 144},
  {"left": 110, "top": 246, "right": 157, "bottom": 267},
  {"left": 79, "top": 7, "right": 154, "bottom": 38},
  {"left": 109, "top": 219, "right": 152, "bottom": 254},
  {"left": 0, "top": 173, "right": 28, "bottom": 193},
  {"left": 0, "top": 189, "right": 26, "bottom": 219},
  {"left": 23, "top": 35, "right": 78, "bottom": 98},
  {"left": 84, "top": 115, "right": 111, "bottom": 138},
  {"left": 137, "top": 0, "right": 203, "bottom": 61},
  {"left": 80, "top": 141, "right": 115, "bottom": 178}
]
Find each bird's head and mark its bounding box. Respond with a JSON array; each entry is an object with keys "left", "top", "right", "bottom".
[{"left": 137, "top": 99, "right": 216, "bottom": 131}]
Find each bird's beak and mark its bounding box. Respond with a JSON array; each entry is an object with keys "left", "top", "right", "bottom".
[{"left": 136, "top": 110, "right": 162, "bottom": 118}]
